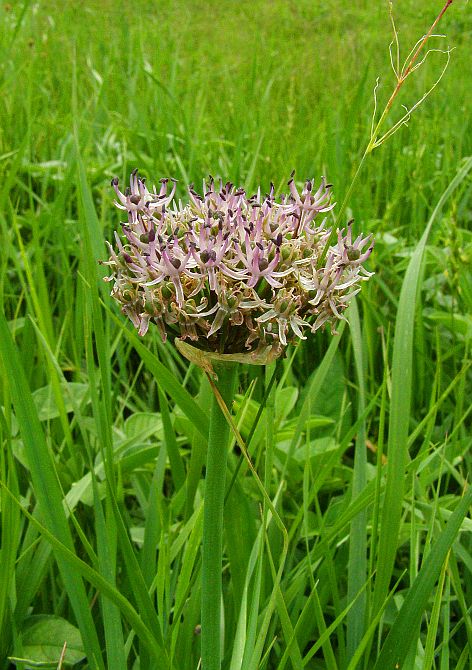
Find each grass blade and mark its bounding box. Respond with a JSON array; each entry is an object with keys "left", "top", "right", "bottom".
[
  {"left": 373, "top": 487, "right": 472, "bottom": 670},
  {"left": 346, "top": 298, "right": 368, "bottom": 657},
  {"left": 372, "top": 157, "right": 472, "bottom": 613},
  {"left": 111, "top": 315, "right": 210, "bottom": 440},
  {"left": 0, "top": 311, "right": 105, "bottom": 669}
]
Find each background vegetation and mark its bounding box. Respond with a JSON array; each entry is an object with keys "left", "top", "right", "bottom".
[{"left": 0, "top": 0, "right": 471, "bottom": 668}]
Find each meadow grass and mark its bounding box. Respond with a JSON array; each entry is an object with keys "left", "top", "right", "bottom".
[{"left": 0, "top": 1, "right": 471, "bottom": 668}]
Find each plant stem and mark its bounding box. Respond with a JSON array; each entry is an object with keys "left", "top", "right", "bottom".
[
  {"left": 368, "top": 0, "right": 453, "bottom": 153},
  {"left": 317, "top": 0, "right": 454, "bottom": 267},
  {"left": 201, "top": 362, "right": 238, "bottom": 670}
]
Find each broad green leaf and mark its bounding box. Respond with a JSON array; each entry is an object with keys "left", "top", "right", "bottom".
[
  {"left": 32, "top": 383, "right": 89, "bottom": 421},
  {"left": 426, "top": 310, "right": 472, "bottom": 340},
  {"left": 12, "top": 615, "right": 85, "bottom": 667},
  {"left": 124, "top": 412, "right": 163, "bottom": 440}
]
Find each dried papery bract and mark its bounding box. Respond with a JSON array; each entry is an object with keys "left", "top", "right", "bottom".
[
  {"left": 104, "top": 172, "right": 373, "bottom": 354},
  {"left": 175, "top": 338, "right": 282, "bottom": 379}
]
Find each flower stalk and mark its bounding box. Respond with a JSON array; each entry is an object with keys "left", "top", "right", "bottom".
[{"left": 201, "top": 362, "right": 238, "bottom": 670}]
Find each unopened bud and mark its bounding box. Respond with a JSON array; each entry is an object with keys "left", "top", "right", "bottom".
[
  {"left": 347, "top": 246, "right": 361, "bottom": 261},
  {"left": 258, "top": 258, "right": 269, "bottom": 271}
]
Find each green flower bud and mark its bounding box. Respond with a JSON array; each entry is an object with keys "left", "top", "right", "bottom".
[{"left": 347, "top": 246, "right": 361, "bottom": 261}]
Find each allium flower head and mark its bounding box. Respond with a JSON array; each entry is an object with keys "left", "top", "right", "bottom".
[{"left": 104, "top": 170, "right": 373, "bottom": 357}]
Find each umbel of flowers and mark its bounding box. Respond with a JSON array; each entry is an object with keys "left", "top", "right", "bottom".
[{"left": 104, "top": 170, "right": 373, "bottom": 356}]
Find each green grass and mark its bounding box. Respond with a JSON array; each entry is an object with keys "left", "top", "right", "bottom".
[{"left": 0, "top": 0, "right": 471, "bottom": 668}]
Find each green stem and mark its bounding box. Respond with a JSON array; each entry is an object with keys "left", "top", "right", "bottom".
[
  {"left": 201, "top": 362, "right": 238, "bottom": 670},
  {"left": 318, "top": 1, "right": 453, "bottom": 269}
]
